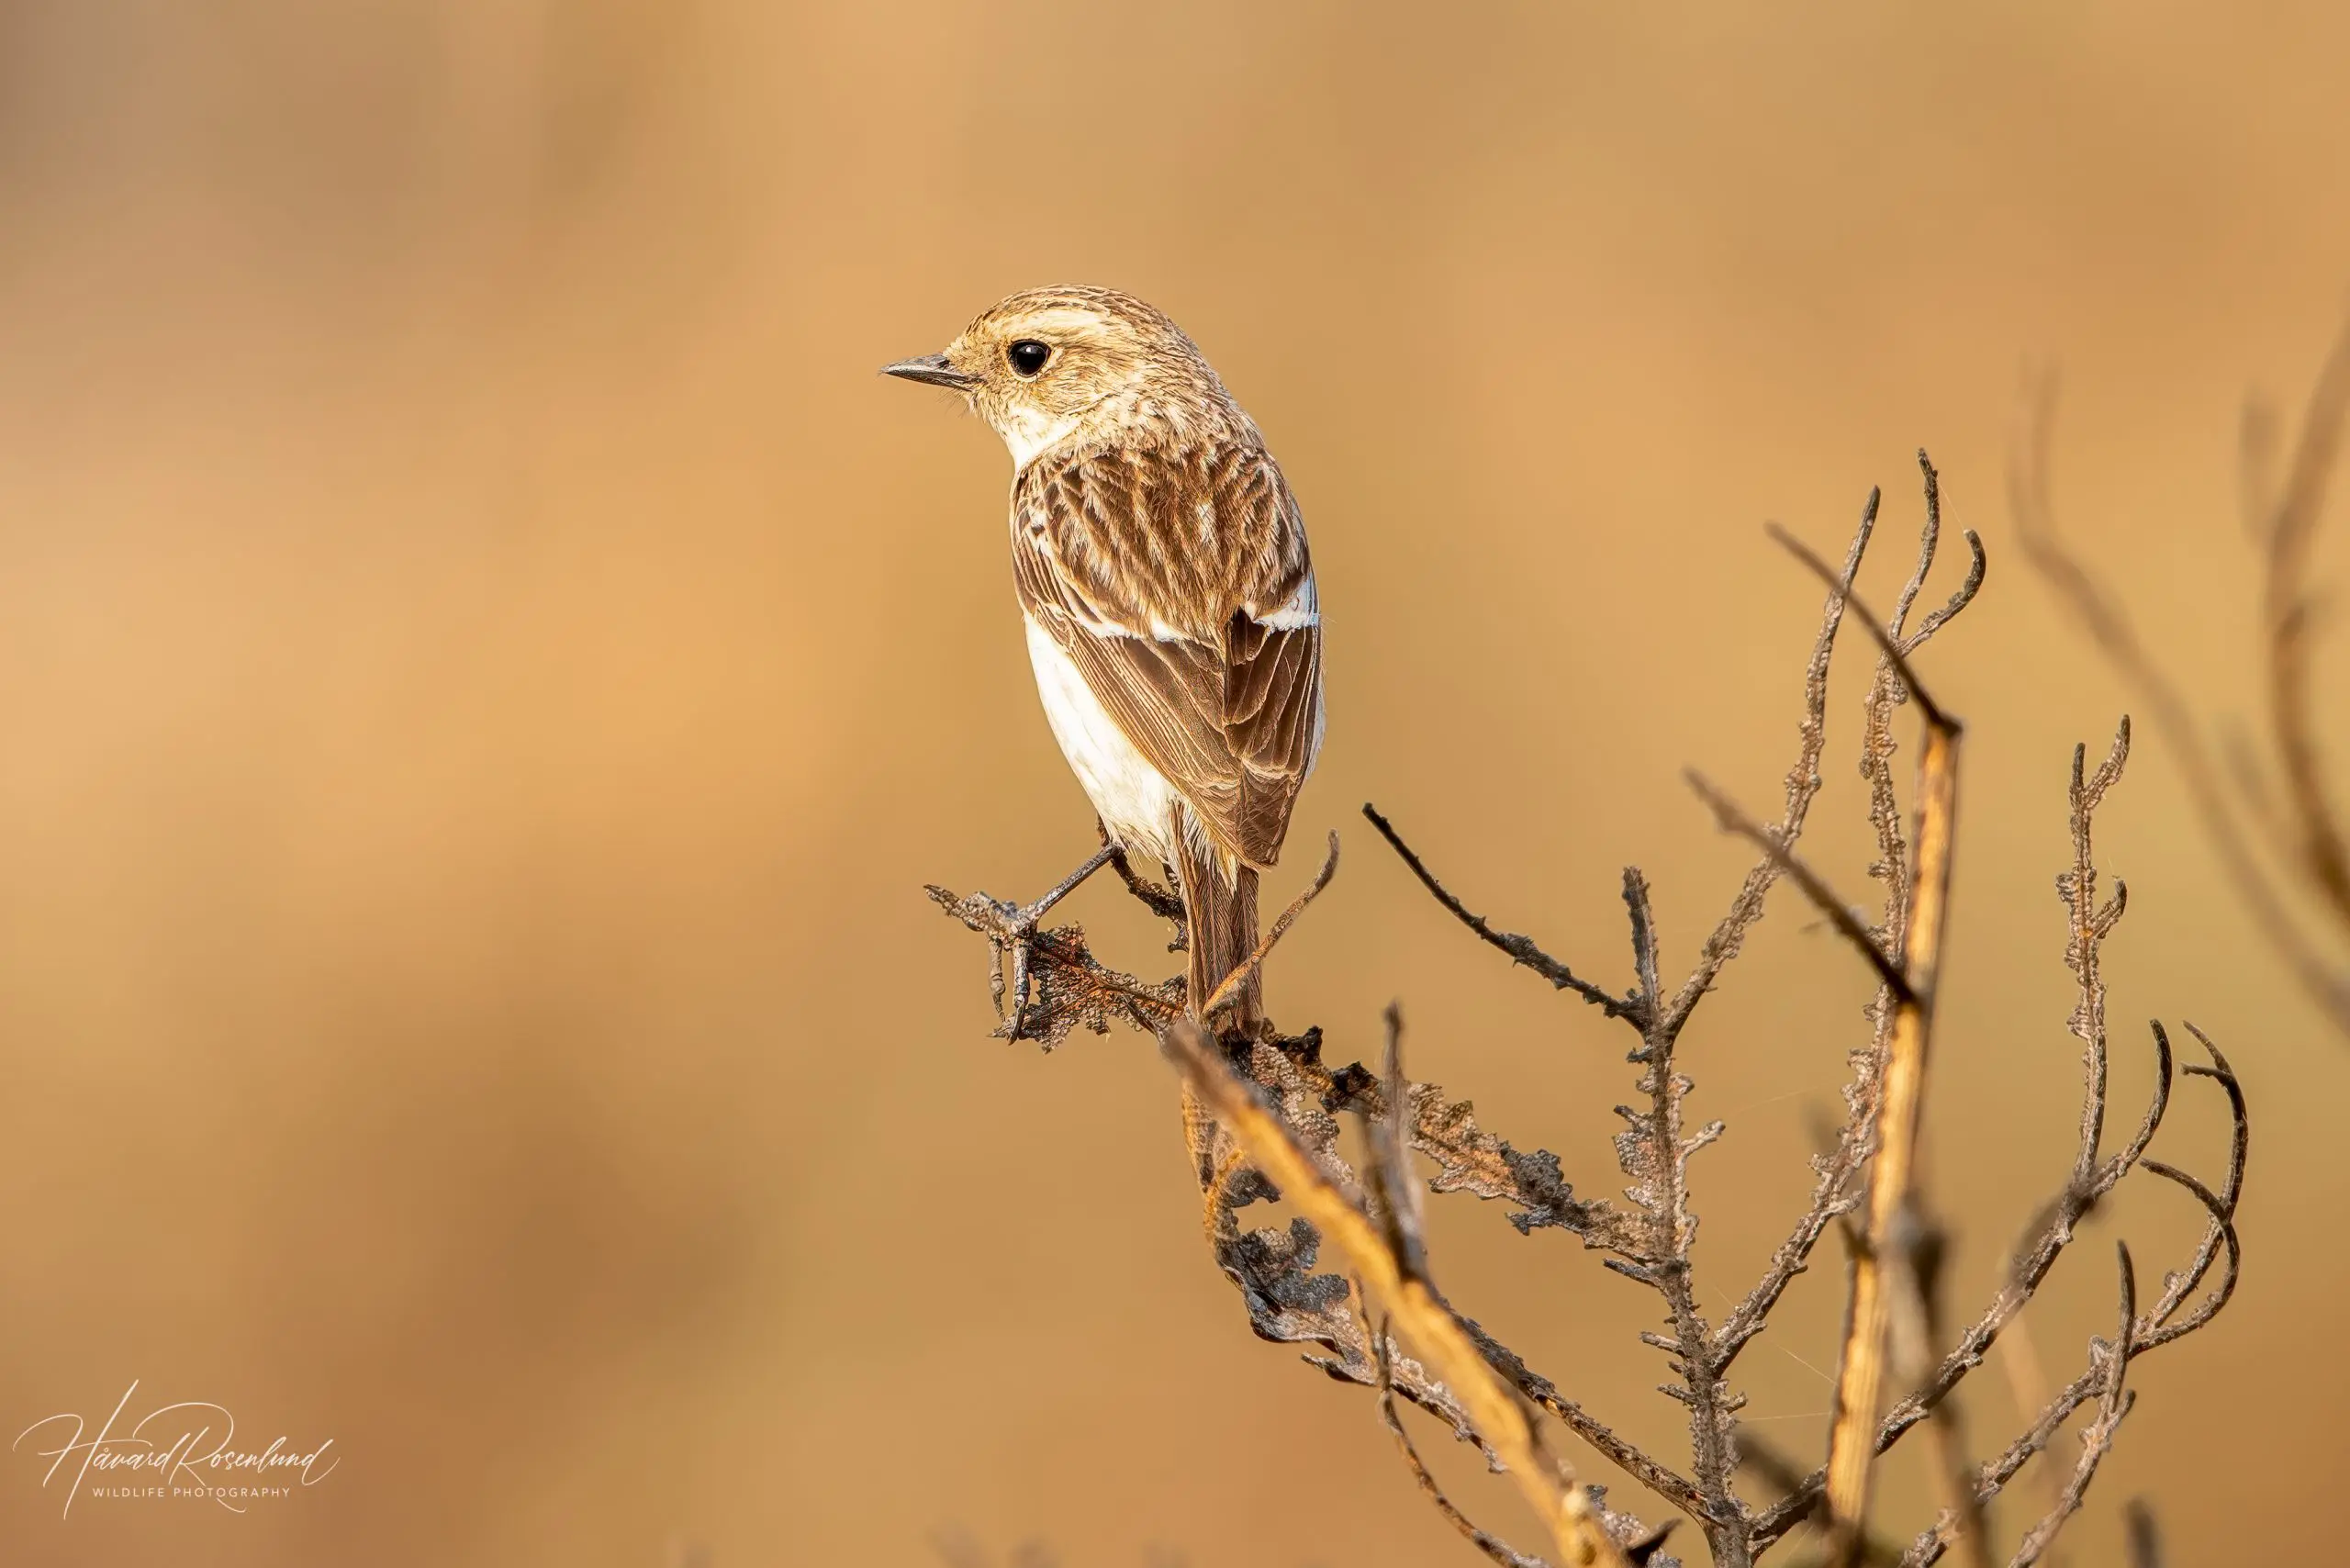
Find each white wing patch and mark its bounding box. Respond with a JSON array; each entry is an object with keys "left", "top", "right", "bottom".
[{"left": 1254, "top": 571, "right": 1319, "bottom": 631}]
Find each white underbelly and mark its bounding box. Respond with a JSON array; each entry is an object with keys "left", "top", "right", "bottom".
[{"left": 1024, "top": 614, "right": 1182, "bottom": 863}]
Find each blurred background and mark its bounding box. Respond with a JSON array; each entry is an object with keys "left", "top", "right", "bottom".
[{"left": 0, "top": 1, "right": 2345, "bottom": 1563}]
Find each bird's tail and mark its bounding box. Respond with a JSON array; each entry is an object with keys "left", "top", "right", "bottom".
[{"left": 1174, "top": 834, "right": 1262, "bottom": 1038}]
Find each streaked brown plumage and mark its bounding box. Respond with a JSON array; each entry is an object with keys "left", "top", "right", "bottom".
[{"left": 885, "top": 286, "right": 1324, "bottom": 1031}]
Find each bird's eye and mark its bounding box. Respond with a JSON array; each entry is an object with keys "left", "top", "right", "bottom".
[{"left": 1006, "top": 340, "right": 1052, "bottom": 378}]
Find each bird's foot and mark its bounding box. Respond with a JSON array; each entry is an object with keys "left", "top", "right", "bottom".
[{"left": 927, "top": 844, "right": 1117, "bottom": 1042}]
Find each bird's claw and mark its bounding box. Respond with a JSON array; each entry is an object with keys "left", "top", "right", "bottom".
[{"left": 928, "top": 845, "right": 1119, "bottom": 1042}]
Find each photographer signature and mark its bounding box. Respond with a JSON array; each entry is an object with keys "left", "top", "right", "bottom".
[{"left": 13, "top": 1380, "right": 338, "bottom": 1518}]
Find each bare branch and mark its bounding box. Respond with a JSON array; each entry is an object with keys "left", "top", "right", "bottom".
[
  {"left": 1610, "top": 868, "right": 1749, "bottom": 1562},
  {"left": 1685, "top": 466, "right": 1983, "bottom": 1400},
  {"left": 1374, "top": 1327, "right": 1556, "bottom": 1568},
  {"left": 2014, "top": 363, "right": 2350, "bottom": 1034},
  {"left": 1756, "top": 1032, "right": 2247, "bottom": 1558},
  {"left": 1363, "top": 803, "right": 1644, "bottom": 1023},
  {"left": 1735, "top": 1438, "right": 1908, "bottom": 1568},
  {"left": 1201, "top": 831, "right": 1341, "bottom": 1016},
  {"left": 1820, "top": 567, "right": 1964, "bottom": 1558},
  {"left": 2005, "top": 1246, "right": 2140, "bottom": 1568},
  {"left": 2135, "top": 1027, "right": 2247, "bottom": 1347},
  {"left": 1879, "top": 1205, "right": 1991, "bottom": 1568},
  {"left": 1764, "top": 520, "right": 1964, "bottom": 737},
  {"left": 1683, "top": 768, "right": 1915, "bottom": 1006},
  {"left": 2257, "top": 316, "right": 2350, "bottom": 927},
  {"left": 1714, "top": 1124, "right": 1870, "bottom": 1372},
  {"left": 1326, "top": 1062, "right": 1644, "bottom": 1250},
  {"left": 1658, "top": 487, "right": 1884, "bottom": 1039},
  {"left": 1886, "top": 452, "right": 1945, "bottom": 639},
  {"left": 1910, "top": 524, "right": 1990, "bottom": 648},
  {"left": 2123, "top": 1501, "right": 2164, "bottom": 1568}
]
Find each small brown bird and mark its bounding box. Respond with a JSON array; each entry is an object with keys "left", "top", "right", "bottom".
[{"left": 885, "top": 287, "right": 1324, "bottom": 1033}]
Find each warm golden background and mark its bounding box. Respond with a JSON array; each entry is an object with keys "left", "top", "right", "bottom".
[{"left": 1, "top": 2, "right": 2345, "bottom": 1563}]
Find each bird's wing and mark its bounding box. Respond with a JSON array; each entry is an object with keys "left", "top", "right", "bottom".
[{"left": 1013, "top": 441, "right": 1323, "bottom": 868}]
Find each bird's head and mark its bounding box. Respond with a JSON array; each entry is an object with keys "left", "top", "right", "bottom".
[{"left": 883, "top": 286, "right": 1247, "bottom": 467}]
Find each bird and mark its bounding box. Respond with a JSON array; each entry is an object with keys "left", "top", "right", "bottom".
[{"left": 883, "top": 286, "right": 1324, "bottom": 1036}]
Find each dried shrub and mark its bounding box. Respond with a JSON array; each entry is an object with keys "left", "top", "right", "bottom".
[{"left": 931, "top": 456, "right": 2248, "bottom": 1567}]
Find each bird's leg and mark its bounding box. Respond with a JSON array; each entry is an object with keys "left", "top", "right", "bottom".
[
  {"left": 1031, "top": 841, "right": 1120, "bottom": 920},
  {"left": 1097, "top": 822, "right": 1188, "bottom": 943},
  {"left": 979, "top": 842, "right": 1118, "bottom": 1041}
]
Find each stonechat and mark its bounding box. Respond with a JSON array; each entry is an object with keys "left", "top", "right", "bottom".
[{"left": 886, "top": 287, "right": 1325, "bottom": 1031}]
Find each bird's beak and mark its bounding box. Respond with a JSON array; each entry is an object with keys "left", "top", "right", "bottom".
[{"left": 881, "top": 352, "right": 979, "bottom": 391}]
